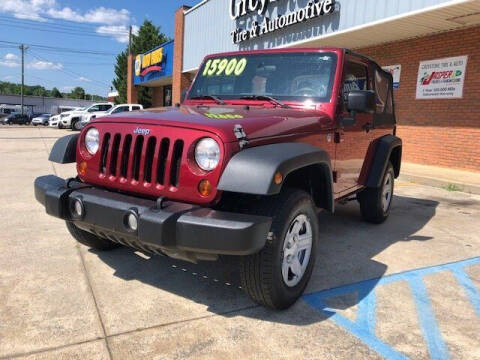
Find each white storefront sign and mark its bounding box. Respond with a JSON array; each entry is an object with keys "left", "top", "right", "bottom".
[
  {"left": 382, "top": 65, "right": 401, "bottom": 90},
  {"left": 416, "top": 55, "right": 468, "bottom": 99}
]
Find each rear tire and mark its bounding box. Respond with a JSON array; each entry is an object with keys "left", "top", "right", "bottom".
[
  {"left": 240, "top": 189, "right": 319, "bottom": 310},
  {"left": 358, "top": 162, "right": 395, "bottom": 224},
  {"left": 66, "top": 221, "right": 120, "bottom": 250}
]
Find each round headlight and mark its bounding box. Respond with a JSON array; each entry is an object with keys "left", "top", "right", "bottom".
[
  {"left": 195, "top": 138, "right": 220, "bottom": 171},
  {"left": 85, "top": 127, "right": 99, "bottom": 155}
]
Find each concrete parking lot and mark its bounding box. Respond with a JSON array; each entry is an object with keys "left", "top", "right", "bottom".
[{"left": 1, "top": 125, "right": 479, "bottom": 360}]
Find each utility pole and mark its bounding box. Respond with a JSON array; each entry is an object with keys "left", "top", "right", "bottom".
[
  {"left": 128, "top": 26, "right": 132, "bottom": 55},
  {"left": 19, "top": 44, "right": 28, "bottom": 115}
]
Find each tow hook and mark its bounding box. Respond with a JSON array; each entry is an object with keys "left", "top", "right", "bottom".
[{"left": 234, "top": 124, "right": 248, "bottom": 149}]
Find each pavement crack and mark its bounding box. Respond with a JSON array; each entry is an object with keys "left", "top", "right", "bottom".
[
  {"left": 0, "top": 337, "right": 104, "bottom": 360},
  {"left": 38, "top": 127, "right": 57, "bottom": 176},
  {"left": 76, "top": 246, "right": 114, "bottom": 360},
  {"left": 106, "top": 304, "right": 260, "bottom": 340}
]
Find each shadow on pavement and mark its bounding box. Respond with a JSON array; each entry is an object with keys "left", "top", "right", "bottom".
[{"left": 92, "top": 194, "right": 438, "bottom": 325}]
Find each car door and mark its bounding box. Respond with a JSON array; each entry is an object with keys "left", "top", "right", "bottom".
[{"left": 334, "top": 56, "right": 375, "bottom": 195}]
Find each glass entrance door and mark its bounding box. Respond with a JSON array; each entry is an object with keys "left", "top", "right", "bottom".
[{"left": 163, "top": 85, "right": 172, "bottom": 107}]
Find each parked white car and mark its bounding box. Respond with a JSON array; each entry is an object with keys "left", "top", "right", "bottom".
[
  {"left": 79, "top": 104, "right": 143, "bottom": 129},
  {"left": 49, "top": 108, "right": 83, "bottom": 128},
  {"left": 63, "top": 103, "right": 114, "bottom": 130}
]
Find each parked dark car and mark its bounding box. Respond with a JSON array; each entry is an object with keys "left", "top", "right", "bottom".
[{"left": 2, "top": 113, "right": 30, "bottom": 125}]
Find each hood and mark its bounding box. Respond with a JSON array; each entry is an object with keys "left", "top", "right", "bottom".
[
  {"left": 62, "top": 110, "right": 80, "bottom": 116},
  {"left": 95, "top": 105, "right": 335, "bottom": 143}
]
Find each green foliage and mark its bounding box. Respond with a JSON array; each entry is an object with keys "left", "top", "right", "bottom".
[
  {"left": 51, "top": 87, "right": 62, "bottom": 98},
  {"left": 112, "top": 50, "right": 128, "bottom": 104},
  {"left": 0, "top": 81, "right": 104, "bottom": 100},
  {"left": 445, "top": 184, "right": 462, "bottom": 192},
  {"left": 70, "top": 86, "right": 85, "bottom": 99},
  {"left": 111, "top": 20, "right": 170, "bottom": 108}
]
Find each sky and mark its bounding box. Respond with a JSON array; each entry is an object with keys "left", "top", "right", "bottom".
[{"left": 0, "top": 0, "right": 200, "bottom": 96}]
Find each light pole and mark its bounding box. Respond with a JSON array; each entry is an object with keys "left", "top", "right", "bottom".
[{"left": 19, "top": 44, "right": 29, "bottom": 115}]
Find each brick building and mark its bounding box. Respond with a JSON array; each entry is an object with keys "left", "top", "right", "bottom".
[{"left": 127, "top": 0, "right": 480, "bottom": 172}]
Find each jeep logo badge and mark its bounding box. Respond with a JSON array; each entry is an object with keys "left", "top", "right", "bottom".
[{"left": 133, "top": 127, "right": 150, "bottom": 136}]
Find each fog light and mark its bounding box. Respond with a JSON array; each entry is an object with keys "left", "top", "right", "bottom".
[
  {"left": 72, "top": 199, "right": 84, "bottom": 217},
  {"left": 127, "top": 212, "right": 138, "bottom": 231},
  {"left": 198, "top": 179, "right": 212, "bottom": 197}
]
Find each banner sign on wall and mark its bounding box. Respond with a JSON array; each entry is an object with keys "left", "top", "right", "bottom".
[
  {"left": 382, "top": 65, "right": 401, "bottom": 90},
  {"left": 230, "top": 0, "right": 337, "bottom": 44},
  {"left": 416, "top": 55, "right": 468, "bottom": 99}
]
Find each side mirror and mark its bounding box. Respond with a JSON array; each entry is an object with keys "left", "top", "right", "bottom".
[{"left": 347, "top": 90, "right": 376, "bottom": 113}]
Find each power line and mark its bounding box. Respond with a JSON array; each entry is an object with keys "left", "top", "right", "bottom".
[
  {"left": 28, "top": 50, "right": 111, "bottom": 90},
  {"left": 0, "top": 15, "right": 130, "bottom": 34},
  {"left": 0, "top": 40, "right": 117, "bottom": 56},
  {"left": 0, "top": 13, "right": 133, "bottom": 32},
  {"left": 60, "top": 62, "right": 113, "bottom": 66},
  {"left": 0, "top": 21, "right": 129, "bottom": 40}
]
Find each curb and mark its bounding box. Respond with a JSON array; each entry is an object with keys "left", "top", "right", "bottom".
[{"left": 399, "top": 173, "right": 480, "bottom": 195}]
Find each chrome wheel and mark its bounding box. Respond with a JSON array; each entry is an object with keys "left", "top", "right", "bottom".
[
  {"left": 382, "top": 172, "right": 393, "bottom": 212},
  {"left": 282, "top": 214, "right": 313, "bottom": 287}
]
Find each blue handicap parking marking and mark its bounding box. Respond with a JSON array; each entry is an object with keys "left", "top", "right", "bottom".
[{"left": 303, "top": 257, "right": 480, "bottom": 360}]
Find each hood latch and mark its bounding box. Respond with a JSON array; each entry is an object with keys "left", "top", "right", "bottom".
[{"left": 233, "top": 124, "right": 248, "bottom": 149}]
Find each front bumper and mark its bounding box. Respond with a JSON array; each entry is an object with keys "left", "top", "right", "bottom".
[{"left": 34, "top": 175, "right": 271, "bottom": 260}]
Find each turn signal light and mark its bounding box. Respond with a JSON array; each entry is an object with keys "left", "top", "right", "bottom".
[
  {"left": 274, "top": 172, "right": 283, "bottom": 185},
  {"left": 198, "top": 179, "right": 212, "bottom": 197},
  {"left": 78, "top": 161, "right": 87, "bottom": 175}
]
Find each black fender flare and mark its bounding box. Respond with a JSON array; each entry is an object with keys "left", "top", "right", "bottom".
[
  {"left": 218, "top": 143, "right": 334, "bottom": 212},
  {"left": 366, "top": 135, "right": 402, "bottom": 188},
  {"left": 48, "top": 134, "right": 78, "bottom": 164}
]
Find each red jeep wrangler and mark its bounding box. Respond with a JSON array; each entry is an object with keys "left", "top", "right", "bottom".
[{"left": 35, "top": 48, "right": 401, "bottom": 309}]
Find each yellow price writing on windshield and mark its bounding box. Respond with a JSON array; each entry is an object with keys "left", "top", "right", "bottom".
[{"left": 202, "top": 57, "right": 247, "bottom": 77}]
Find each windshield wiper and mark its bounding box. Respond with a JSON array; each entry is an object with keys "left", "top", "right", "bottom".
[
  {"left": 190, "top": 95, "right": 225, "bottom": 105},
  {"left": 239, "top": 95, "right": 291, "bottom": 108}
]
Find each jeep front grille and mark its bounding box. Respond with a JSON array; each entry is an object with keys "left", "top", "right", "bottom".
[{"left": 99, "top": 132, "right": 184, "bottom": 188}]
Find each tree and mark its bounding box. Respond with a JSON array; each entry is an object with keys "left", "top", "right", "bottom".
[
  {"left": 51, "top": 87, "right": 62, "bottom": 98},
  {"left": 111, "top": 20, "right": 169, "bottom": 108},
  {"left": 112, "top": 50, "right": 128, "bottom": 104},
  {"left": 71, "top": 86, "right": 85, "bottom": 99}
]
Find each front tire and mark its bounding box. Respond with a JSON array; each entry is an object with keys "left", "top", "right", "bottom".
[
  {"left": 72, "top": 119, "right": 82, "bottom": 131},
  {"left": 66, "top": 221, "right": 120, "bottom": 250},
  {"left": 240, "top": 189, "right": 318, "bottom": 310},
  {"left": 358, "top": 162, "right": 395, "bottom": 224}
]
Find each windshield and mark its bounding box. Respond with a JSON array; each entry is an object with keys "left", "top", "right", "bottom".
[{"left": 188, "top": 52, "right": 337, "bottom": 103}]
